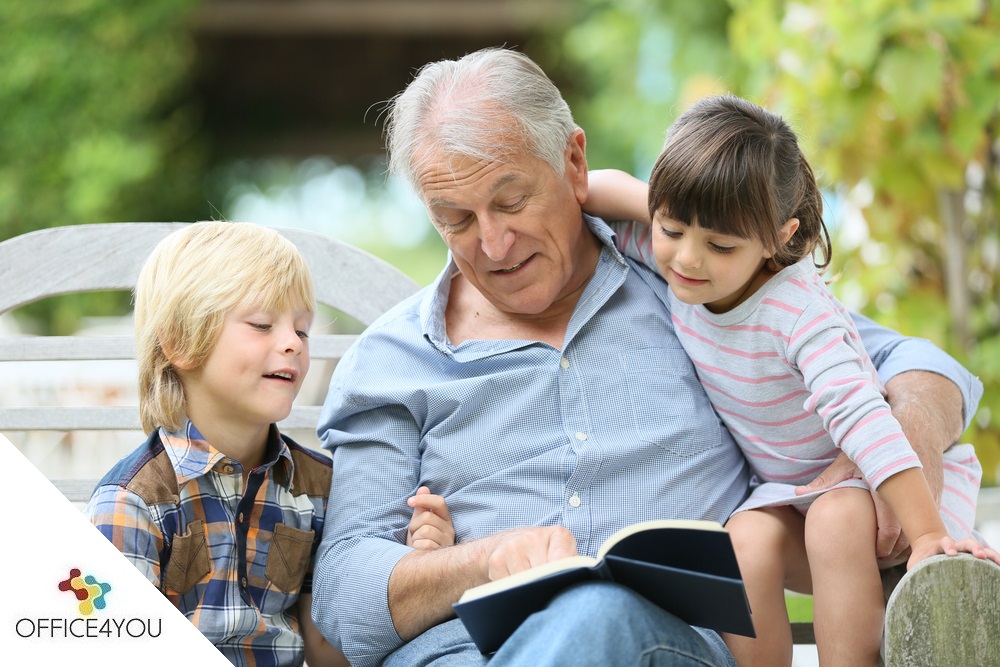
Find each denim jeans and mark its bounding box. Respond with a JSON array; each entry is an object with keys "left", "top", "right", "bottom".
[{"left": 383, "top": 581, "right": 738, "bottom": 666}]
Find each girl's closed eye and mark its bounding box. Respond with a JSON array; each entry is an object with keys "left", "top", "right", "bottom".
[{"left": 709, "top": 243, "right": 735, "bottom": 254}]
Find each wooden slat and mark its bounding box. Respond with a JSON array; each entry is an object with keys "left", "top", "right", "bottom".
[
  {"left": 0, "top": 223, "right": 418, "bottom": 324},
  {"left": 790, "top": 622, "right": 815, "bottom": 645},
  {"left": 0, "top": 336, "right": 136, "bottom": 361},
  {"left": 0, "top": 407, "right": 142, "bottom": 431},
  {"left": 279, "top": 406, "right": 323, "bottom": 431},
  {"left": 0, "top": 333, "right": 357, "bottom": 362},
  {"left": 51, "top": 478, "right": 100, "bottom": 504},
  {"left": 304, "top": 334, "right": 359, "bottom": 360},
  {"left": 0, "top": 406, "right": 323, "bottom": 432},
  {"left": 0, "top": 223, "right": 185, "bottom": 314}
]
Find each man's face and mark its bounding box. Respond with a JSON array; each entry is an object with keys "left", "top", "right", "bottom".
[{"left": 416, "top": 130, "right": 594, "bottom": 318}]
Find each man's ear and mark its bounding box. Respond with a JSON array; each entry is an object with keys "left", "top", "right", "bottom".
[{"left": 566, "top": 128, "right": 588, "bottom": 205}]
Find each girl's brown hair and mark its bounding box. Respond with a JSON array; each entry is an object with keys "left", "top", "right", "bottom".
[{"left": 648, "top": 94, "right": 831, "bottom": 269}]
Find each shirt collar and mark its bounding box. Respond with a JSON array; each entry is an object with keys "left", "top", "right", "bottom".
[
  {"left": 160, "top": 420, "right": 295, "bottom": 490},
  {"left": 419, "top": 214, "right": 626, "bottom": 353}
]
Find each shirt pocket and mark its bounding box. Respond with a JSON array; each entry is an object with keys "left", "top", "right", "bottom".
[
  {"left": 622, "top": 351, "right": 723, "bottom": 457},
  {"left": 265, "top": 523, "right": 314, "bottom": 593},
  {"left": 163, "top": 519, "right": 212, "bottom": 594}
]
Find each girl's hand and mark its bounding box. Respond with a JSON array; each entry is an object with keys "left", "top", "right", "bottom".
[
  {"left": 907, "top": 533, "right": 1000, "bottom": 570},
  {"left": 406, "top": 486, "right": 456, "bottom": 550}
]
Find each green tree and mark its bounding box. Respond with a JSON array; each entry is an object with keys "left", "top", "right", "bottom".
[
  {"left": 557, "top": 0, "right": 1000, "bottom": 481},
  {"left": 1, "top": 1, "right": 206, "bottom": 333}
]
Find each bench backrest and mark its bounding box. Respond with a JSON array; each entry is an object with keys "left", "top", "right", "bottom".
[{"left": 0, "top": 222, "right": 419, "bottom": 500}]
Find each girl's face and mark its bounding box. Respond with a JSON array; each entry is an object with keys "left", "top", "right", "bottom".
[{"left": 651, "top": 212, "right": 776, "bottom": 314}]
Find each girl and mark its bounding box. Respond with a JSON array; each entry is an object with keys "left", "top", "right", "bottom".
[{"left": 587, "top": 95, "right": 998, "bottom": 667}]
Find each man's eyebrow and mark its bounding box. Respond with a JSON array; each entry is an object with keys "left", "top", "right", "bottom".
[
  {"left": 426, "top": 173, "right": 523, "bottom": 209},
  {"left": 489, "top": 173, "right": 521, "bottom": 194}
]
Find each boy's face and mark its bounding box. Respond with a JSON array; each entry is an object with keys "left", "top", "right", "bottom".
[{"left": 180, "top": 303, "right": 312, "bottom": 435}]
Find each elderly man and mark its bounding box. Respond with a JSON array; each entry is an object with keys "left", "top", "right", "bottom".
[{"left": 311, "top": 48, "right": 981, "bottom": 666}]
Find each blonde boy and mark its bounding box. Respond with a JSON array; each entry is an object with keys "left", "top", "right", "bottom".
[{"left": 87, "top": 222, "right": 453, "bottom": 666}]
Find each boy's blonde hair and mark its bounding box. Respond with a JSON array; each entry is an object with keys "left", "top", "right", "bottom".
[{"left": 135, "top": 221, "right": 315, "bottom": 434}]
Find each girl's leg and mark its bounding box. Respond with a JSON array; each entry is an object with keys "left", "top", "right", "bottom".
[
  {"left": 723, "top": 506, "right": 808, "bottom": 667},
  {"left": 804, "top": 487, "right": 882, "bottom": 667}
]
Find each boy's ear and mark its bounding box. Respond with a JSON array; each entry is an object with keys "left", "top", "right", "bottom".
[
  {"left": 779, "top": 217, "right": 800, "bottom": 246},
  {"left": 159, "top": 336, "right": 195, "bottom": 371}
]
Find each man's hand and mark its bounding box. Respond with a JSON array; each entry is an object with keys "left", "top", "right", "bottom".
[
  {"left": 795, "top": 450, "right": 862, "bottom": 495},
  {"left": 870, "top": 491, "right": 909, "bottom": 565},
  {"left": 486, "top": 526, "right": 578, "bottom": 581},
  {"left": 794, "top": 453, "right": 911, "bottom": 564},
  {"left": 387, "top": 525, "right": 577, "bottom": 641}
]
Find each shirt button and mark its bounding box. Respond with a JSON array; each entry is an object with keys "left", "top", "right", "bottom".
[
  {"left": 241, "top": 577, "right": 247, "bottom": 588},
  {"left": 569, "top": 493, "right": 581, "bottom": 508},
  {"left": 222, "top": 464, "right": 234, "bottom": 474},
  {"left": 575, "top": 432, "right": 587, "bottom": 441},
  {"left": 238, "top": 512, "right": 244, "bottom": 523},
  {"left": 560, "top": 357, "right": 570, "bottom": 370}
]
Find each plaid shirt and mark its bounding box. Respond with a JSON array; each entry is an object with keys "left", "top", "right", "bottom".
[{"left": 88, "top": 420, "right": 332, "bottom": 667}]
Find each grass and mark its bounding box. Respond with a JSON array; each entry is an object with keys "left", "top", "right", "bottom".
[{"left": 786, "top": 592, "right": 814, "bottom": 622}]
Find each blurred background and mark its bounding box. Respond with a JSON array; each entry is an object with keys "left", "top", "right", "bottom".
[
  {"left": 2, "top": 3, "right": 998, "bottom": 660},
  {"left": 2, "top": 0, "right": 999, "bottom": 517}
]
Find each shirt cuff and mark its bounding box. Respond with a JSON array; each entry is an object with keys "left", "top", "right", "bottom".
[{"left": 874, "top": 337, "right": 984, "bottom": 432}]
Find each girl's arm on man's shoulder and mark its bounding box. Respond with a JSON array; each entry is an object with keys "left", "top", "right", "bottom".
[{"left": 584, "top": 169, "right": 650, "bottom": 224}]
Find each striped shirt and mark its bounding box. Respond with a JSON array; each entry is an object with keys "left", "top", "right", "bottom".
[
  {"left": 87, "top": 420, "right": 332, "bottom": 667},
  {"left": 615, "top": 222, "right": 982, "bottom": 532},
  {"left": 311, "top": 215, "right": 980, "bottom": 667}
]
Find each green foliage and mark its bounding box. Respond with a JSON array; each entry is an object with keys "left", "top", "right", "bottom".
[
  {"left": 557, "top": 0, "right": 1000, "bottom": 482},
  {"left": 557, "top": 0, "right": 736, "bottom": 175},
  {"left": 1, "top": 1, "right": 206, "bottom": 333}
]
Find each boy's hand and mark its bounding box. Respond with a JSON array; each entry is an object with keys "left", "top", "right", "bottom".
[{"left": 406, "top": 486, "right": 456, "bottom": 550}]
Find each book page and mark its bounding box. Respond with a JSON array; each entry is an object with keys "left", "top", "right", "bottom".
[
  {"left": 597, "top": 519, "right": 725, "bottom": 559},
  {"left": 457, "top": 555, "right": 598, "bottom": 602}
]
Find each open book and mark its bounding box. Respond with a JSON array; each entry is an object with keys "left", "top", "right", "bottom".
[{"left": 452, "top": 519, "right": 754, "bottom": 654}]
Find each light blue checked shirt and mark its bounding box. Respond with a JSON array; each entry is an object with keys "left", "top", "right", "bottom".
[{"left": 313, "top": 215, "right": 981, "bottom": 666}]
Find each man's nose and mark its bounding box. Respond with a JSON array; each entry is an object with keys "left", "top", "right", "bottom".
[{"left": 479, "top": 214, "right": 515, "bottom": 261}]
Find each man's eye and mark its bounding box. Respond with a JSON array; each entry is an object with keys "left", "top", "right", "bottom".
[
  {"left": 439, "top": 215, "right": 472, "bottom": 230},
  {"left": 498, "top": 197, "right": 526, "bottom": 212}
]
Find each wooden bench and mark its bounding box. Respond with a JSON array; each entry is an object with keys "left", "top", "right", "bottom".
[
  {"left": 2, "top": 223, "right": 998, "bottom": 665},
  {"left": 0, "top": 222, "right": 418, "bottom": 500}
]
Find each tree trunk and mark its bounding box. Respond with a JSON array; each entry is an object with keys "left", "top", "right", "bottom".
[{"left": 937, "top": 188, "right": 971, "bottom": 351}]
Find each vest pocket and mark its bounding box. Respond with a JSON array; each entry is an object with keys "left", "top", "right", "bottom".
[
  {"left": 265, "top": 523, "right": 314, "bottom": 593},
  {"left": 163, "top": 519, "right": 211, "bottom": 594}
]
